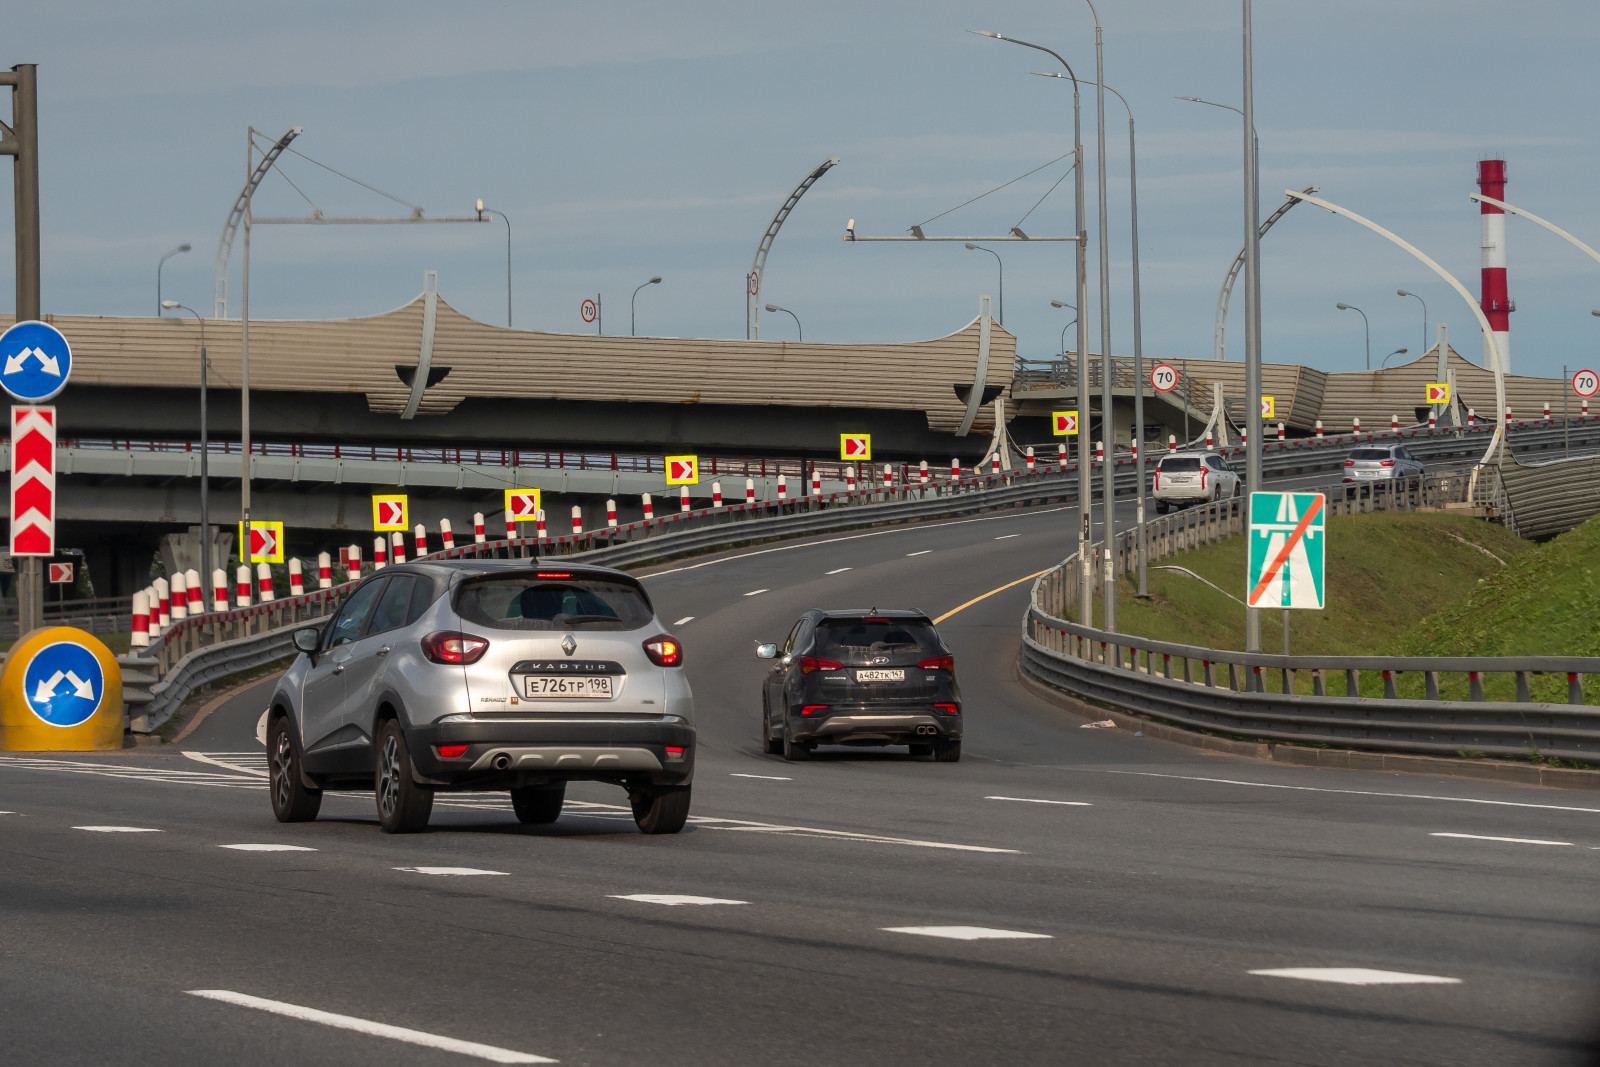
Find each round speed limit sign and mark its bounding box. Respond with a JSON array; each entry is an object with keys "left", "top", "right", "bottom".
[
  {"left": 1149, "top": 363, "right": 1178, "bottom": 392},
  {"left": 1573, "top": 368, "right": 1599, "bottom": 398},
  {"left": 580, "top": 298, "right": 598, "bottom": 324},
  {"left": 748, "top": 270, "right": 760, "bottom": 296}
]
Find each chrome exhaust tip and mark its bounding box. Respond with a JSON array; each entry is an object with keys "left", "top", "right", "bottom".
[{"left": 492, "top": 753, "right": 513, "bottom": 770}]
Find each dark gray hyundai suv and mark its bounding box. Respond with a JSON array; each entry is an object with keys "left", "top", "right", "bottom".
[{"left": 757, "top": 609, "right": 962, "bottom": 761}]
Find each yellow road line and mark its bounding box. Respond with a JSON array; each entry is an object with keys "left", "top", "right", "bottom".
[{"left": 933, "top": 567, "right": 1054, "bottom": 624}]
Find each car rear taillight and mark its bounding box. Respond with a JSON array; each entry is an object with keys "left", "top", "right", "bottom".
[
  {"left": 800, "top": 705, "right": 829, "bottom": 715},
  {"left": 918, "top": 654, "right": 955, "bottom": 671},
  {"left": 421, "top": 631, "right": 489, "bottom": 664},
  {"left": 1380, "top": 460, "right": 1395, "bottom": 467},
  {"left": 799, "top": 656, "right": 843, "bottom": 674},
  {"left": 538, "top": 572, "right": 572, "bottom": 578},
  {"left": 664, "top": 745, "right": 686, "bottom": 760},
  {"left": 933, "top": 704, "right": 959, "bottom": 714},
  {"left": 435, "top": 744, "right": 470, "bottom": 759},
  {"left": 1199, "top": 466, "right": 1207, "bottom": 490},
  {"left": 643, "top": 635, "right": 683, "bottom": 667},
  {"left": 1344, "top": 460, "right": 1354, "bottom": 466}
]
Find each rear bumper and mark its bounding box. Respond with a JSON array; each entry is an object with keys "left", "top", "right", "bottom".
[
  {"left": 407, "top": 716, "right": 695, "bottom": 787},
  {"left": 791, "top": 706, "right": 962, "bottom": 745}
]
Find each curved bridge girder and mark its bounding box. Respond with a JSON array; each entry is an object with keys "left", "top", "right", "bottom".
[{"left": 1213, "top": 184, "right": 1318, "bottom": 361}]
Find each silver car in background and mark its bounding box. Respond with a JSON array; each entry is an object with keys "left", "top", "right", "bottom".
[
  {"left": 1343, "top": 444, "right": 1424, "bottom": 483},
  {"left": 1152, "top": 451, "right": 1241, "bottom": 512},
  {"left": 268, "top": 559, "right": 695, "bottom": 834}
]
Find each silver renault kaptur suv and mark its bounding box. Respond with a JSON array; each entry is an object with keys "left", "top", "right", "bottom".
[{"left": 268, "top": 559, "right": 695, "bottom": 834}]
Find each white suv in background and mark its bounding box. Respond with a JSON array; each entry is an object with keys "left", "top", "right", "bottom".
[{"left": 1152, "top": 451, "right": 1241, "bottom": 512}]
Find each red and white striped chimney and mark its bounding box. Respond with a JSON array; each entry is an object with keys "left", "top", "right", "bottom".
[{"left": 1477, "top": 159, "right": 1512, "bottom": 372}]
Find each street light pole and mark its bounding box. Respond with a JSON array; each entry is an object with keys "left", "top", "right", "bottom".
[
  {"left": 963, "top": 243, "right": 1003, "bottom": 325},
  {"left": 631, "top": 276, "right": 662, "bottom": 336},
  {"left": 157, "top": 243, "right": 191, "bottom": 317},
  {"left": 476, "top": 200, "right": 512, "bottom": 328},
  {"left": 972, "top": 29, "right": 1093, "bottom": 624},
  {"left": 1397, "top": 289, "right": 1428, "bottom": 354},
  {"left": 1381, "top": 347, "right": 1409, "bottom": 369},
  {"left": 764, "top": 303, "right": 802, "bottom": 341},
  {"left": 1051, "top": 300, "right": 1076, "bottom": 357},
  {"left": 161, "top": 302, "right": 210, "bottom": 589},
  {"left": 1085, "top": 0, "right": 1118, "bottom": 633},
  {"left": 1242, "top": 0, "right": 1265, "bottom": 653},
  {"left": 1336, "top": 303, "right": 1371, "bottom": 369}
]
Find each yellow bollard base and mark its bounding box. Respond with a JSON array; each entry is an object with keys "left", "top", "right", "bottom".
[{"left": 0, "top": 626, "right": 124, "bottom": 751}]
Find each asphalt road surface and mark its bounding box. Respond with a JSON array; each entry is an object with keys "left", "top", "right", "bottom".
[{"left": 3, "top": 495, "right": 1597, "bottom": 1065}]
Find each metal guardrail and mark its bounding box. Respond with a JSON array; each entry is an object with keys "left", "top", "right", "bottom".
[
  {"left": 1021, "top": 475, "right": 1600, "bottom": 762},
  {"left": 128, "top": 627, "right": 299, "bottom": 733}
]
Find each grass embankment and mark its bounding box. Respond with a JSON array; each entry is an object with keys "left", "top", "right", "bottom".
[
  {"left": 1094, "top": 510, "right": 1600, "bottom": 707},
  {"left": 1098, "top": 511, "right": 1530, "bottom": 655}
]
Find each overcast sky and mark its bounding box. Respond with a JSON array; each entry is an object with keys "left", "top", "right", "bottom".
[{"left": 6, "top": 1, "right": 1600, "bottom": 382}]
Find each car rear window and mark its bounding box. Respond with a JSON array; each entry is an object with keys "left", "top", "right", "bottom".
[
  {"left": 454, "top": 574, "right": 655, "bottom": 631},
  {"left": 814, "top": 618, "right": 939, "bottom": 656},
  {"left": 1159, "top": 457, "right": 1202, "bottom": 471},
  {"left": 1349, "top": 448, "right": 1392, "bottom": 460}
]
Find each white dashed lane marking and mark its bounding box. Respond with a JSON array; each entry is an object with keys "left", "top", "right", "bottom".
[
  {"left": 905, "top": 550, "right": 931, "bottom": 557},
  {"left": 220, "top": 844, "right": 318, "bottom": 852},
  {"left": 1249, "top": 968, "right": 1461, "bottom": 986},
  {"left": 994, "top": 534, "right": 1020, "bottom": 540},
  {"left": 730, "top": 773, "right": 792, "bottom": 781},
  {"left": 986, "top": 796, "right": 1093, "bottom": 807},
  {"left": 884, "top": 926, "right": 1051, "bottom": 941},
  {"left": 1430, "top": 832, "right": 1573, "bottom": 847},
  {"left": 610, "top": 894, "right": 747, "bottom": 906},
  {"left": 185, "top": 990, "right": 555, "bottom": 1063},
  {"left": 394, "top": 867, "right": 509, "bottom": 877},
  {"left": 672, "top": 616, "right": 695, "bottom": 626},
  {"left": 74, "top": 825, "right": 162, "bottom": 833},
  {"left": 826, "top": 567, "right": 852, "bottom": 574},
  {"left": 743, "top": 589, "right": 768, "bottom": 597},
  {"left": 1114, "top": 770, "right": 1600, "bottom": 814}
]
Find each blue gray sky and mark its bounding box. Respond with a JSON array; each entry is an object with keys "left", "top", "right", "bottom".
[{"left": 8, "top": 1, "right": 1600, "bottom": 381}]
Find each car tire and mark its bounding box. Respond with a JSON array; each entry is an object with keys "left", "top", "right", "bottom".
[
  {"left": 909, "top": 742, "right": 934, "bottom": 757},
  {"left": 762, "top": 697, "right": 783, "bottom": 755},
  {"left": 1155, "top": 501, "right": 1168, "bottom": 515},
  {"left": 1231, "top": 480, "right": 1242, "bottom": 498},
  {"left": 932, "top": 738, "right": 962, "bottom": 763},
  {"left": 510, "top": 784, "right": 565, "bottom": 825},
  {"left": 268, "top": 715, "right": 321, "bottom": 823},
  {"left": 631, "top": 785, "right": 692, "bottom": 834},
  {"left": 782, "top": 719, "right": 810, "bottom": 761},
  {"left": 376, "top": 718, "right": 433, "bottom": 834}
]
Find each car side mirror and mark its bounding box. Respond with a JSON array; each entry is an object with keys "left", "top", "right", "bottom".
[
  {"left": 755, "top": 643, "right": 779, "bottom": 660},
  {"left": 292, "top": 626, "right": 322, "bottom": 655}
]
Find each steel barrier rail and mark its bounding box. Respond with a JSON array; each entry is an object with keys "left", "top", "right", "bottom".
[{"left": 130, "top": 627, "right": 299, "bottom": 733}]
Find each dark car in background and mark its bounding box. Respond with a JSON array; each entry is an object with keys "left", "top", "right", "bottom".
[{"left": 757, "top": 609, "right": 962, "bottom": 762}]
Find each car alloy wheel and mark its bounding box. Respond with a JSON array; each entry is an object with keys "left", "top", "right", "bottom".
[
  {"left": 268, "top": 716, "right": 320, "bottom": 822},
  {"left": 379, "top": 733, "right": 402, "bottom": 820}
]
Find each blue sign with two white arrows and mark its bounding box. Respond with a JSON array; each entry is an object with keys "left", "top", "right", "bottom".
[
  {"left": 0, "top": 319, "right": 72, "bottom": 403},
  {"left": 22, "top": 641, "right": 103, "bottom": 727}
]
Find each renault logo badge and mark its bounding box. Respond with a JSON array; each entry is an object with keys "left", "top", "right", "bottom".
[{"left": 561, "top": 634, "right": 577, "bottom": 657}]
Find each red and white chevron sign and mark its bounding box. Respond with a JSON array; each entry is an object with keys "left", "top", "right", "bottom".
[{"left": 11, "top": 405, "right": 55, "bottom": 556}]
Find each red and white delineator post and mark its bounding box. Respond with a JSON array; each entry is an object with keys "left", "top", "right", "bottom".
[
  {"left": 185, "top": 569, "right": 202, "bottom": 616},
  {"left": 130, "top": 590, "right": 150, "bottom": 648},
  {"left": 317, "top": 552, "right": 332, "bottom": 589},
  {"left": 169, "top": 571, "right": 187, "bottom": 621},
  {"left": 257, "top": 562, "right": 275, "bottom": 602},
  {"left": 679, "top": 485, "right": 691, "bottom": 513},
  {"left": 235, "top": 566, "right": 253, "bottom": 607},
  {"left": 440, "top": 518, "right": 454, "bottom": 550},
  {"left": 642, "top": 493, "right": 654, "bottom": 522},
  {"left": 212, "top": 569, "right": 228, "bottom": 611},
  {"left": 346, "top": 546, "right": 361, "bottom": 581},
  {"left": 607, "top": 499, "right": 618, "bottom": 529},
  {"left": 372, "top": 536, "right": 387, "bottom": 570},
  {"left": 390, "top": 531, "right": 406, "bottom": 565},
  {"left": 712, "top": 482, "right": 723, "bottom": 508},
  {"left": 288, "top": 558, "right": 303, "bottom": 597},
  {"left": 571, "top": 506, "right": 583, "bottom": 536},
  {"left": 473, "top": 513, "right": 485, "bottom": 544}
]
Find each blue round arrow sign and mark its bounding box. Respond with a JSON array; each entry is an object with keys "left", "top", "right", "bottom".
[
  {"left": 22, "top": 641, "right": 103, "bottom": 727},
  {"left": 0, "top": 320, "right": 72, "bottom": 403}
]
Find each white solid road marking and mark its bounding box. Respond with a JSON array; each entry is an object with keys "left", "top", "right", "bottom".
[
  {"left": 672, "top": 616, "right": 695, "bottom": 626},
  {"left": 1249, "top": 968, "right": 1461, "bottom": 986},
  {"left": 1430, "top": 832, "right": 1573, "bottom": 847},
  {"left": 743, "top": 589, "right": 768, "bottom": 597},
  {"left": 906, "top": 550, "right": 932, "bottom": 557},
  {"left": 826, "top": 567, "right": 852, "bottom": 574},
  {"left": 610, "top": 894, "right": 748, "bottom": 906},
  {"left": 185, "top": 990, "right": 555, "bottom": 1064},
  {"left": 690, "top": 815, "right": 1020, "bottom": 853},
  {"left": 986, "top": 796, "right": 1093, "bottom": 807},
  {"left": 994, "top": 534, "right": 1020, "bottom": 540},
  {"left": 394, "top": 867, "right": 509, "bottom": 876},
  {"left": 730, "top": 773, "right": 792, "bottom": 781},
  {"left": 220, "top": 844, "right": 319, "bottom": 852},
  {"left": 884, "top": 926, "right": 1051, "bottom": 941},
  {"left": 184, "top": 751, "right": 270, "bottom": 778},
  {"left": 1114, "top": 771, "right": 1600, "bottom": 815},
  {"left": 256, "top": 709, "right": 269, "bottom": 747},
  {"left": 74, "top": 825, "right": 162, "bottom": 833}
]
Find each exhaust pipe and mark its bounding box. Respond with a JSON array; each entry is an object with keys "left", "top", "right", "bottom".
[
  {"left": 492, "top": 753, "right": 513, "bottom": 770},
  {"left": 915, "top": 725, "right": 936, "bottom": 736}
]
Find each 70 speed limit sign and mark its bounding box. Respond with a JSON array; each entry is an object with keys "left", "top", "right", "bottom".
[
  {"left": 1573, "top": 368, "right": 1599, "bottom": 398},
  {"left": 1149, "top": 363, "right": 1178, "bottom": 392}
]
